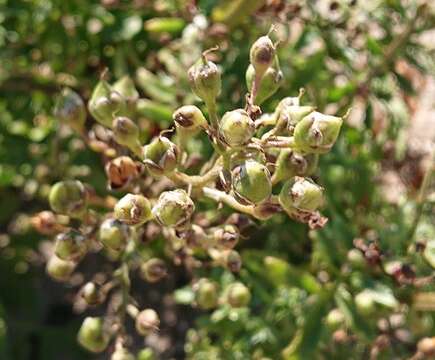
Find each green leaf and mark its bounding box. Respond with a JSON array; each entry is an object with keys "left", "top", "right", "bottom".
[{"left": 423, "top": 240, "right": 435, "bottom": 269}]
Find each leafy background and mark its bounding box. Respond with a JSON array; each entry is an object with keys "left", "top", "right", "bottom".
[{"left": 0, "top": 0, "right": 434, "bottom": 359}]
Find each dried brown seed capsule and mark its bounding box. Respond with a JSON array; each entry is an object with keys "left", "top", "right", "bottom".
[
  {"left": 31, "top": 211, "right": 60, "bottom": 235},
  {"left": 105, "top": 156, "right": 142, "bottom": 189},
  {"left": 211, "top": 224, "right": 240, "bottom": 249}
]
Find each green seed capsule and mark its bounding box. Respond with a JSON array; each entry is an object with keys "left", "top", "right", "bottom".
[
  {"left": 274, "top": 149, "right": 318, "bottom": 183},
  {"left": 249, "top": 35, "right": 275, "bottom": 77},
  {"left": 195, "top": 278, "right": 219, "bottom": 310},
  {"left": 279, "top": 177, "right": 324, "bottom": 213},
  {"left": 276, "top": 106, "right": 315, "bottom": 135},
  {"left": 135, "top": 309, "right": 160, "bottom": 336},
  {"left": 88, "top": 80, "right": 127, "bottom": 128},
  {"left": 347, "top": 249, "right": 366, "bottom": 269},
  {"left": 294, "top": 111, "right": 343, "bottom": 154},
  {"left": 77, "top": 317, "right": 109, "bottom": 353},
  {"left": 99, "top": 218, "right": 130, "bottom": 251},
  {"left": 173, "top": 105, "right": 207, "bottom": 131},
  {"left": 112, "top": 116, "right": 141, "bottom": 154},
  {"left": 81, "top": 282, "right": 101, "bottom": 306},
  {"left": 114, "top": 194, "right": 152, "bottom": 225},
  {"left": 188, "top": 57, "right": 221, "bottom": 104},
  {"left": 226, "top": 282, "right": 251, "bottom": 308},
  {"left": 54, "top": 88, "right": 86, "bottom": 133},
  {"left": 219, "top": 109, "right": 255, "bottom": 147},
  {"left": 49, "top": 180, "right": 88, "bottom": 218},
  {"left": 355, "top": 290, "right": 376, "bottom": 316},
  {"left": 137, "top": 348, "right": 156, "bottom": 360},
  {"left": 152, "top": 189, "right": 195, "bottom": 228},
  {"left": 143, "top": 136, "right": 179, "bottom": 177},
  {"left": 46, "top": 255, "right": 76, "bottom": 282},
  {"left": 246, "top": 64, "right": 283, "bottom": 105},
  {"left": 225, "top": 250, "right": 242, "bottom": 272},
  {"left": 140, "top": 258, "right": 167, "bottom": 283},
  {"left": 232, "top": 160, "right": 272, "bottom": 204},
  {"left": 326, "top": 308, "right": 345, "bottom": 331},
  {"left": 54, "top": 229, "right": 87, "bottom": 261}
]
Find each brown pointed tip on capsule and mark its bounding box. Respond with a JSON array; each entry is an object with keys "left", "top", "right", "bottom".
[
  {"left": 54, "top": 229, "right": 88, "bottom": 261},
  {"left": 211, "top": 224, "right": 240, "bottom": 249},
  {"left": 173, "top": 105, "right": 207, "bottom": 132},
  {"left": 31, "top": 211, "right": 59, "bottom": 235},
  {"left": 249, "top": 35, "right": 275, "bottom": 77},
  {"left": 114, "top": 193, "right": 152, "bottom": 226},
  {"left": 105, "top": 156, "right": 142, "bottom": 189},
  {"left": 140, "top": 258, "right": 167, "bottom": 283},
  {"left": 187, "top": 52, "right": 221, "bottom": 104},
  {"left": 54, "top": 87, "right": 86, "bottom": 133},
  {"left": 225, "top": 282, "right": 251, "bottom": 308},
  {"left": 99, "top": 218, "right": 130, "bottom": 251},
  {"left": 77, "top": 317, "right": 109, "bottom": 353},
  {"left": 152, "top": 189, "right": 195, "bottom": 228},
  {"left": 49, "top": 180, "right": 88, "bottom": 219},
  {"left": 46, "top": 255, "right": 76, "bottom": 282},
  {"left": 194, "top": 278, "right": 219, "bottom": 310},
  {"left": 218, "top": 109, "right": 255, "bottom": 147},
  {"left": 279, "top": 177, "right": 324, "bottom": 214},
  {"left": 142, "top": 136, "right": 179, "bottom": 177},
  {"left": 135, "top": 309, "right": 160, "bottom": 336},
  {"left": 232, "top": 160, "right": 272, "bottom": 205}
]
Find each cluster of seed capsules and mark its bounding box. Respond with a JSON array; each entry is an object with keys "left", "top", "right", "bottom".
[{"left": 42, "top": 30, "right": 344, "bottom": 358}]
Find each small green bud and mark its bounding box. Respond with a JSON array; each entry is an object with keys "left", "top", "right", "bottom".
[
  {"left": 326, "top": 308, "right": 345, "bottom": 331},
  {"left": 140, "top": 258, "right": 167, "bottom": 283},
  {"left": 152, "top": 189, "right": 195, "bottom": 228},
  {"left": 54, "top": 229, "right": 87, "bottom": 261},
  {"left": 218, "top": 109, "right": 255, "bottom": 147},
  {"left": 224, "top": 250, "right": 242, "bottom": 272},
  {"left": 77, "top": 317, "right": 109, "bottom": 353},
  {"left": 246, "top": 64, "right": 283, "bottom": 105},
  {"left": 274, "top": 149, "right": 318, "bottom": 182},
  {"left": 173, "top": 105, "right": 207, "bottom": 131},
  {"left": 111, "top": 346, "right": 135, "bottom": 360},
  {"left": 279, "top": 177, "right": 324, "bottom": 213},
  {"left": 137, "top": 348, "right": 156, "bottom": 360},
  {"left": 249, "top": 35, "right": 275, "bottom": 77},
  {"left": 81, "top": 282, "right": 102, "bottom": 306},
  {"left": 88, "top": 80, "right": 127, "bottom": 128},
  {"left": 54, "top": 88, "right": 86, "bottom": 132},
  {"left": 275, "top": 96, "right": 301, "bottom": 111},
  {"left": 226, "top": 282, "right": 251, "bottom": 308},
  {"left": 143, "top": 136, "right": 179, "bottom": 177},
  {"left": 347, "top": 249, "right": 366, "bottom": 269},
  {"left": 114, "top": 194, "right": 152, "bottom": 225},
  {"left": 232, "top": 160, "right": 272, "bottom": 204},
  {"left": 46, "top": 255, "right": 76, "bottom": 282},
  {"left": 294, "top": 111, "right": 343, "bottom": 154},
  {"left": 49, "top": 180, "right": 88, "bottom": 218},
  {"left": 188, "top": 57, "right": 221, "bottom": 104},
  {"left": 99, "top": 218, "right": 130, "bottom": 251},
  {"left": 135, "top": 309, "right": 160, "bottom": 336},
  {"left": 195, "top": 278, "right": 219, "bottom": 310},
  {"left": 355, "top": 290, "right": 376, "bottom": 316},
  {"left": 211, "top": 224, "right": 240, "bottom": 249}
]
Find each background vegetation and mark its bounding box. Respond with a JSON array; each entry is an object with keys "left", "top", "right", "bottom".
[{"left": 0, "top": 0, "right": 434, "bottom": 359}]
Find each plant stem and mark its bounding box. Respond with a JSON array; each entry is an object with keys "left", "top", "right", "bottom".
[
  {"left": 169, "top": 159, "right": 223, "bottom": 187},
  {"left": 203, "top": 187, "right": 259, "bottom": 218}
]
